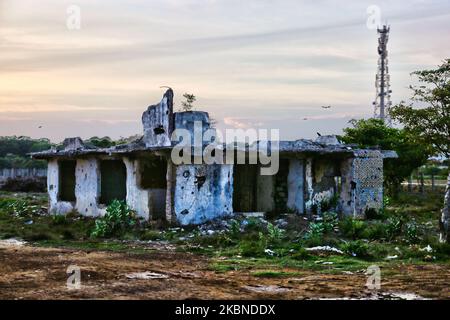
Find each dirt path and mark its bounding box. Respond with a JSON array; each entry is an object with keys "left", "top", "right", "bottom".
[{"left": 0, "top": 243, "right": 449, "bottom": 300}]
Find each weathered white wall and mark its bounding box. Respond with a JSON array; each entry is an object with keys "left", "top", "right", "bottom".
[
  {"left": 47, "top": 159, "right": 74, "bottom": 215},
  {"left": 75, "top": 158, "right": 101, "bottom": 217},
  {"left": 174, "top": 164, "right": 233, "bottom": 225}
]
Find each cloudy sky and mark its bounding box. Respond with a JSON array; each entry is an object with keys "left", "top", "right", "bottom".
[{"left": 0, "top": 0, "right": 449, "bottom": 142}]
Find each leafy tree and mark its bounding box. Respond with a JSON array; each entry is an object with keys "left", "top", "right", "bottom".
[
  {"left": 390, "top": 59, "right": 450, "bottom": 242},
  {"left": 85, "top": 136, "right": 116, "bottom": 148},
  {"left": 340, "top": 118, "right": 431, "bottom": 197},
  {"left": 180, "top": 93, "right": 196, "bottom": 111}
]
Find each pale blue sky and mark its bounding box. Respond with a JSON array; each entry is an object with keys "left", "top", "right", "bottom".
[{"left": 0, "top": 0, "right": 449, "bottom": 142}]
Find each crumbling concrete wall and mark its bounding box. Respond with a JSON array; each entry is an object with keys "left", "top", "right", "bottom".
[
  {"left": 47, "top": 159, "right": 74, "bottom": 215},
  {"left": 123, "top": 157, "right": 152, "bottom": 220},
  {"left": 142, "top": 89, "right": 174, "bottom": 148},
  {"left": 340, "top": 151, "right": 384, "bottom": 217},
  {"left": 174, "top": 164, "right": 233, "bottom": 225}
]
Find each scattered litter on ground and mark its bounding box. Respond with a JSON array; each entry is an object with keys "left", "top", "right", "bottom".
[
  {"left": 125, "top": 272, "right": 169, "bottom": 280},
  {"left": 420, "top": 245, "right": 433, "bottom": 253},
  {"left": 306, "top": 246, "right": 344, "bottom": 255},
  {"left": 243, "top": 285, "right": 291, "bottom": 293},
  {"left": 385, "top": 255, "right": 398, "bottom": 260},
  {"left": 0, "top": 238, "right": 27, "bottom": 247}
]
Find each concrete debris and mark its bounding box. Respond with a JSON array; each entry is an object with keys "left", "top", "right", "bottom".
[
  {"left": 0, "top": 238, "right": 27, "bottom": 247},
  {"left": 243, "top": 285, "right": 291, "bottom": 293}
]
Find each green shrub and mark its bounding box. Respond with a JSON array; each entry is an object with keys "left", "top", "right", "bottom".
[
  {"left": 386, "top": 216, "right": 403, "bottom": 240},
  {"left": 51, "top": 214, "right": 67, "bottom": 225},
  {"left": 339, "top": 217, "right": 367, "bottom": 239},
  {"left": 240, "top": 239, "right": 265, "bottom": 257},
  {"left": 304, "top": 222, "right": 325, "bottom": 241},
  {"left": 90, "top": 200, "right": 136, "bottom": 238},
  {"left": 4, "top": 200, "right": 35, "bottom": 216},
  {"left": 362, "top": 222, "right": 388, "bottom": 240},
  {"left": 322, "top": 211, "right": 338, "bottom": 233},
  {"left": 267, "top": 222, "right": 285, "bottom": 244},
  {"left": 290, "top": 247, "right": 311, "bottom": 260},
  {"left": 228, "top": 219, "right": 241, "bottom": 239},
  {"left": 341, "top": 240, "right": 370, "bottom": 258},
  {"left": 404, "top": 220, "right": 421, "bottom": 244}
]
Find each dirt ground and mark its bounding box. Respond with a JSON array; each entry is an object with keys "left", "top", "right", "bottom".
[{"left": 0, "top": 242, "right": 449, "bottom": 300}]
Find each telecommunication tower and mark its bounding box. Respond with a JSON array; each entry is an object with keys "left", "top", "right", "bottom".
[{"left": 373, "top": 25, "right": 392, "bottom": 125}]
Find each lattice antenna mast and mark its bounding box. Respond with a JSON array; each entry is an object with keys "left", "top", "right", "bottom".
[{"left": 373, "top": 25, "right": 392, "bottom": 125}]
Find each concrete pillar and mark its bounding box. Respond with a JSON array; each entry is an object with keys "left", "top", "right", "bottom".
[
  {"left": 75, "top": 158, "right": 101, "bottom": 217},
  {"left": 256, "top": 173, "right": 274, "bottom": 212},
  {"left": 304, "top": 158, "right": 314, "bottom": 215},
  {"left": 287, "top": 159, "right": 305, "bottom": 214}
]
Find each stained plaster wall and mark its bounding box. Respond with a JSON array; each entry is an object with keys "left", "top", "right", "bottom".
[
  {"left": 174, "top": 164, "right": 233, "bottom": 225},
  {"left": 304, "top": 157, "right": 339, "bottom": 214},
  {"left": 142, "top": 89, "right": 173, "bottom": 147}
]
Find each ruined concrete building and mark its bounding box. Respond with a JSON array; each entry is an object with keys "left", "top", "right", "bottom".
[{"left": 32, "top": 90, "right": 396, "bottom": 225}]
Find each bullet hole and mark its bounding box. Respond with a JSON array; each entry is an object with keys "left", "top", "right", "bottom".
[
  {"left": 183, "top": 171, "right": 191, "bottom": 178},
  {"left": 180, "top": 209, "right": 189, "bottom": 215},
  {"left": 195, "top": 175, "right": 206, "bottom": 190},
  {"left": 351, "top": 181, "right": 357, "bottom": 189},
  {"left": 153, "top": 125, "right": 165, "bottom": 135}
]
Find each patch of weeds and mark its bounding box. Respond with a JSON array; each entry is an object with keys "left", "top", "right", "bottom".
[
  {"left": 251, "top": 270, "right": 301, "bottom": 278},
  {"left": 365, "top": 208, "right": 385, "bottom": 220},
  {"left": 240, "top": 238, "right": 266, "bottom": 257},
  {"left": 90, "top": 200, "right": 137, "bottom": 238},
  {"left": 266, "top": 222, "right": 285, "bottom": 244},
  {"left": 140, "top": 229, "right": 162, "bottom": 241},
  {"left": 404, "top": 220, "right": 421, "bottom": 244},
  {"left": 290, "top": 247, "right": 311, "bottom": 261},
  {"left": 362, "top": 222, "right": 388, "bottom": 241},
  {"left": 339, "top": 217, "right": 367, "bottom": 239},
  {"left": 228, "top": 219, "right": 241, "bottom": 239},
  {"left": 322, "top": 211, "right": 339, "bottom": 232},
  {"left": 386, "top": 216, "right": 403, "bottom": 240},
  {"left": 304, "top": 222, "right": 324, "bottom": 241},
  {"left": 340, "top": 240, "right": 370, "bottom": 259},
  {"left": 51, "top": 214, "right": 67, "bottom": 225}
]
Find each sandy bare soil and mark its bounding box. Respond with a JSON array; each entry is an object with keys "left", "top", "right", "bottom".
[{"left": 0, "top": 242, "right": 449, "bottom": 300}]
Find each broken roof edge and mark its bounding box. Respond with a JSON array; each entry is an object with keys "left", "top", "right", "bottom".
[{"left": 30, "top": 138, "right": 395, "bottom": 160}]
